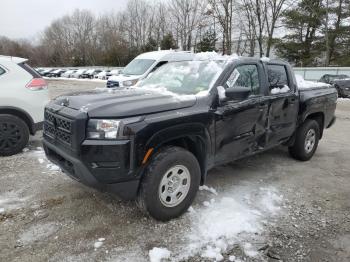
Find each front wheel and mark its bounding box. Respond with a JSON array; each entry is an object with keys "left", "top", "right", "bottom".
[
  {"left": 0, "top": 114, "right": 29, "bottom": 156},
  {"left": 289, "top": 119, "right": 320, "bottom": 161},
  {"left": 137, "top": 146, "right": 201, "bottom": 221}
]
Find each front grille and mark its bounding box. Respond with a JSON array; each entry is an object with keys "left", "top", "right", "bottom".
[
  {"left": 44, "top": 110, "right": 72, "bottom": 146},
  {"left": 107, "top": 80, "right": 119, "bottom": 88}
]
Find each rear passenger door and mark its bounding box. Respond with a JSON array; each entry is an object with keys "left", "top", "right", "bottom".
[{"left": 265, "top": 64, "right": 299, "bottom": 146}]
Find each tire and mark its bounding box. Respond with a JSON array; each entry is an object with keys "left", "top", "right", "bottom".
[
  {"left": 137, "top": 146, "right": 201, "bottom": 221},
  {"left": 288, "top": 119, "right": 320, "bottom": 161},
  {"left": 0, "top": 114, "right": 30, "bottom": 156},
  {"left": 334, "top": 85, "right": 343, "bottom": 98}
]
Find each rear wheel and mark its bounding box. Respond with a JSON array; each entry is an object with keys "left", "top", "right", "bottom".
[
  {"left": 0, "top": 114, "right": 29, "bottom": 156},
  {"left": 137, "top": 146, "right": 201, "bottom": 221},
  {"left": 334, "top": 85, "right": 343, "bottom": 98},
  {"left": 289, "top": 119, "right": 320, "bottom": 161}
]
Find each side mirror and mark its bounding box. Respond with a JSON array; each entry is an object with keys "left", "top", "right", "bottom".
[{"left": 225, "top": 86, "right": 251, "bottom": 100}]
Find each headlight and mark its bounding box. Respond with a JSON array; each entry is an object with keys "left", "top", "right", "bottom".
[
  {"left": 123, "top": 79, "right": 139, "bottom": 87},
  {"left": 87, "top": 118, "right": 142, "bottom": 139}
]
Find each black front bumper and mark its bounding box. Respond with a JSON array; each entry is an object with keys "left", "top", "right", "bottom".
[{"left": 43, "top": 139, "right": 140, "bottom": 200}]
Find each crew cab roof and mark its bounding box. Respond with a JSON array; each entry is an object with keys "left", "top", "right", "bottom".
[
  {"left": 0, "top": 55, "right": 28, "bottom": 64},
  {"left": 135, "top": 50, "right": 194, "bottom": 61}
]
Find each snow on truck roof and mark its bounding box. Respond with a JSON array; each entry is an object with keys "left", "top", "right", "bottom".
[
  {"left": 136, "top": 50, "right": 194, "bottom": 61},
  {"left": 0, "top": 55, "right": 28, "bottom": 64}
]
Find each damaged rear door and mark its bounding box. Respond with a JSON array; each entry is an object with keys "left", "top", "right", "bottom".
[{"left": 264, "top": 64, "right": 299, "bottom": 145}]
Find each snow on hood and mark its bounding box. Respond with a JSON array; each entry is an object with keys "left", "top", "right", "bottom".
[{"left": 108, "top": 74, "right": 141, "bottom": 82}]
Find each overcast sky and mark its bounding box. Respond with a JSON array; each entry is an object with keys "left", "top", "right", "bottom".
[{"left": 0, "top": 0, "right": 128, "bottom": 40}]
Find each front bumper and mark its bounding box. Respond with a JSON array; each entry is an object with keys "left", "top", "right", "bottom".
[
  {"left": 340, "top": 87, "right": 350, "bottom": 97},
  {"left": 43, "top": 139, "right": 140, "bottom": 200}
]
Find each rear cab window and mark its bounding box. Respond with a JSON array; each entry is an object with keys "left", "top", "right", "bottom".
[{"left": 267, "top": 64, "right": 291, "bottom": 95}]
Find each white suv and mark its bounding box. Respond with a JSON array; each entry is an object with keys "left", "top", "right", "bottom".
[
  {"left": 0, "top": 56, "right": 49, "bottom": 156},
  {"left": 107, "top": 50, "right": 194, "bottom": 88}
]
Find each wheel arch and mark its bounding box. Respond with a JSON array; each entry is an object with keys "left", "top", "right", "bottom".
[
  {"left": 0, "top": 106, "right": 35, "bottom": 135},
  {"left": 144, "top": 123, "right": 211, "bottom": 186},
  {"left": 304, "top": 112, "right": 324, "bottom": 139}
]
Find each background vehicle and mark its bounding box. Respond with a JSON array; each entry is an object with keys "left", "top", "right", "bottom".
[
  {"left": 0, "top": 55, "right": 49, "bottom": 156},
  {"left": 43, "top": 57, "right": 337, "bottom": 221},
  {"left": 96, "top": 70, "right": 110, "bottom": 80},
  {"left": 47, "top": 69, "right": 67, "bottom": 78},
  {"left": 81, "top": 69, "right": 102, "bottom": 79},
  {"left": 61, "top": 69, "right": 77, "bottom": 78},
  {"left": 106, "top": 50, "right": 194, "bottom": 88},
  {"left": 319, "top": 74, "right": 350, "bottom": 97},
  {"left": 71, "top": 69, "right": 87, "bottom": 79},
  {"left": 40, "top": 68, "right": 55, "bottom": 77}
]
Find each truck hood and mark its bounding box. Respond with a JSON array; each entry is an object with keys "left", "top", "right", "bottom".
[
  {"left": 53, "top": 88, "right": 197, "bottom": 118},
  {"left": 108, "top": 74, "right": 141, "bottom": 82}
]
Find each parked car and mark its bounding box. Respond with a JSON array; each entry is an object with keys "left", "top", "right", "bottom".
[
  {"left": 47, "top": 69, "right": 67, "bottom": 78},
  {"left": 0, "top": 55, "right": 49, "bottom": 156},
  {"left": 106, "top": 50, "right": 194, "bottom": 88},
  {"left": 109, "top": 69, "right": 122, "bottom": 77},
  {"left": 71, "top": 69, "right": 87, "bottom": 79},
  {"left": 95, "top": 70, "right": 110, "bottom": 80},
  {"left": 319, "top": 74, "right": 350, "bottom": 97},
  {"left": 43, "top": 57, "right": 337, "bottom": 221},
  {"left": 61, "top": 69, "right": 77, "bottom": 78},
  {"left": 81, "top": 69, "right": 102, "bottom": 79},
  {"left": 40, "top": 68, "right": 55, "bottom": 77}
]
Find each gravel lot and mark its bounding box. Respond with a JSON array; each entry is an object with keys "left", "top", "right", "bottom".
[{"left": 0, "top": 79, "right": 349, "bottom": 262}]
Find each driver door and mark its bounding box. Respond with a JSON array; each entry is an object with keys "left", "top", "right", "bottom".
[{"left": 214, "top": 63, "right": 268, "bottom": 165}]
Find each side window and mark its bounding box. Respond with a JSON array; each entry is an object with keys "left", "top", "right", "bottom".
[
  {"left": 226, "top": 64, "right": 260, "bottom": 95},
  {"left": 267, "top": 64, "right": 290, "bottom": 94},
  {"left": 0, "top": 66, "right": 5, "bottom": 76},
  {"left": 151, "top": 61, "right": 168, "bottom": 73}
]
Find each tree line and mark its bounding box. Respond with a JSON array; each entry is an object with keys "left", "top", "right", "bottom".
[{"left": 0, "top": 0, "right": 349, "bottom": 67}]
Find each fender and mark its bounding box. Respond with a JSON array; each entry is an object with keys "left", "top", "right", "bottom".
[
  {"left": 144, "top": 122, "right": 212, "bottom": 185},
  {"left": 0, "top": 106, "right": 36, "bottom": 135}
]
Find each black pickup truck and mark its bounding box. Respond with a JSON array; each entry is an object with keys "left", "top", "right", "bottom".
[
  {"left": 43, "top": 57, "right": 337, "bottom": 221},
  {"left": 319, "top": 74, "right": 350, "bottom": 98}
]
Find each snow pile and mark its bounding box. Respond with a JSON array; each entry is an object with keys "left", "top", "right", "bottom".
[
  {"left": 271, "top": 85, "right": 290, "bottom": 94},
  {"left": 295, "top": 74, "right": 330, "bottom": 89},
  {"left": 0, "top": 191, "right": 29, "bottom": 212},
  {"left": 173, "top": 186, "right": 283, "bottom": 261},
  {"left": 46, "top": 163, "right": 60, "bottom": 172},
  {"left": 199, "top": 185, "right": 218, "bottom": 195},
  {"left": 149, "top": 247, "right": 171, "bottom": 262},
  {"left": 260, "top": 56, "right": 270, "bottom": 62},
  {"left": 201, "top": 245, "right": 224, "bottom": 261},
  {"left": 94, "top": 238, "right": 105, "bottom": 250}
]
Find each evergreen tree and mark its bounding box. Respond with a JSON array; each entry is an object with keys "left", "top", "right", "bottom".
[
  {"left": 142, "top": 37, "right": 158, "bottom": 52},
  {"left": 275, "top": 0, "right": 326, "bottom": 66},
  {"left": 196, "top": 30, "right": 217, "bottom": 52},
  {"left": 160, "top": 33, "right": 177, "bottom": 50}
]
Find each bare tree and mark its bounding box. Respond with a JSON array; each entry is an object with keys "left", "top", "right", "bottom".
[{"left": 169, "top": 0, "right": 204, "bottom": 50}]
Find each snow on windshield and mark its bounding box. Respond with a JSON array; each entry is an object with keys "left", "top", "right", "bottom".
[{"left": 137, "top": 60, "right": 224, "bottom": 95}]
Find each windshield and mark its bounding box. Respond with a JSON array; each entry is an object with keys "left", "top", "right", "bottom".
[
  {"left": 123, "top": 59, "right": 155, "bottom": 75},
  {"left": 137, "top": 60, "right": 225, "bottom": 95}
]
